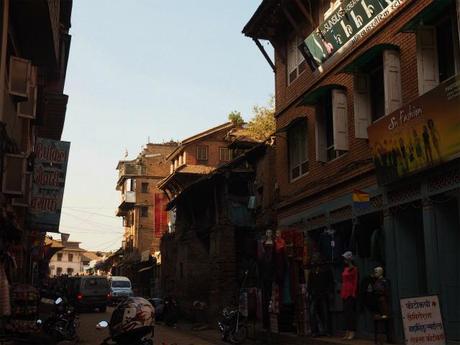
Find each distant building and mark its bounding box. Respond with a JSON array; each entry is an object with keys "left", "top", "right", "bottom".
[
  {"left": 116, "top": 142, "right": 178, "bottom": 256},
  {"left": 49, "top": 240, "right": 85, "bottom": 277}
]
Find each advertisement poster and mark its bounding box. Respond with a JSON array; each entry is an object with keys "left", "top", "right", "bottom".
[
  {"left": 28, "top": 138, "right": 70, "bottom": 233},
  {"left": 400, "top": 295, "right": 446, "bottom": 345},
  {"left": 301, "top": 0, "right": 409, "bottom": 70},
  {"left": 368, "top": 75, "right": 460, "bottom": 185},
  {"left": 154, "top": 193, "right": 168, "bottom": 238}
]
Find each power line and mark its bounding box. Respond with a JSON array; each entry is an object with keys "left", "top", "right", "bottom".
[
  {"left": 64, "top": 207, "right": 119, "bottom": 219},
  {"left": 61, "top": 211, "right": 120, "bottom": 230}
]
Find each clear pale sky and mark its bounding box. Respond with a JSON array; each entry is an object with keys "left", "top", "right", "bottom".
[{"left": 58, "top": 1, "right": 274, "bottom": 252}]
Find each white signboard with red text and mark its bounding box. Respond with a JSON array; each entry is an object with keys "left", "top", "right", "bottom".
[
  {"left": 400, "top": 295, "right": 446, "bottom": 345},
  {"left": 28, "top": 137, "right": 70, "bottom": 233}
]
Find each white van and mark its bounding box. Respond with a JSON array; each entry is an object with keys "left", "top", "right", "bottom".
[{"left": 108, "top": 276, "right": 133, "bottom": 304}]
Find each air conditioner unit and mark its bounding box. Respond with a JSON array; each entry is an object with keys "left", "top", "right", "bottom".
[
  {"left": 1, "top": 154, "right": 27, "bottom": 195},
  {"left": 17, "top": 85, "right": 37, "bottom": 119},
  {"left": 12, "top": 172, "right": 32, "bottom": 207},
  {"left": 8, "top": 56, "right": 31, "bottom": 98}
]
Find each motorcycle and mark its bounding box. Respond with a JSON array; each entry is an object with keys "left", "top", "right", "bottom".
[
  {"left": 40, "top": 297, "right": 79, "bottom": 343},
  {"left": 218, "top": 270, "right": 249, "bottom": 344},
  {"left": 218, "top": 307, "right": 247, "bottom": 344},
  {"left": 95, "top": 321, "right": 154, "bottom": 345}
]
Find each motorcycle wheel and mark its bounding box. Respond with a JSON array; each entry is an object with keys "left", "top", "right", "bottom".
[{"left": 230, "top": 325, "right": 247, "bottom": 344}]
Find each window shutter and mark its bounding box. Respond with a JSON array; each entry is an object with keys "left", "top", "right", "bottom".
[
  {"left": 287, "top": 37, "right": 296, "bottom": 74},
  {"left": 332, "top": 89, "right": 349, "bottom": 151},
  {"left": 353, "top": 74, "right": 371, "bottom": 138},
  {"left": 383, "top": 49, "right": 402, "bottom": 115},
  {"left": 416, "top": 26, "right": 439, "bottom": 95},
  {"left": 315, "top": 106, "right": 327, "bottom": 162}
]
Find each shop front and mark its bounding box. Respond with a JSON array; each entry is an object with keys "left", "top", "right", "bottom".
[{"left": 368, "top": 74, "right": 460, "bottom": 343}]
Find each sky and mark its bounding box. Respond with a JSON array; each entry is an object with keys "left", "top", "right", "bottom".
[{"left": 58, "top": 1, "right": 274, "bottom": 252}]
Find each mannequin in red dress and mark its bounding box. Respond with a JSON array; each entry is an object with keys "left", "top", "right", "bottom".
[{"left": 340, "top": 251, "right": 358, "bottom": 340}]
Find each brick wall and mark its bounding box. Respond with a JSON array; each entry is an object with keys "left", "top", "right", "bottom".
[{"left": 271, "top": 0, "right": 435, "bottom": 221}]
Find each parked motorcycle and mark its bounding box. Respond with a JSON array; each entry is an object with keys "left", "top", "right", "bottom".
[
  {"left": 163, "top": 296, "right": 178, "bottom": 327},
  {"left": 218, "top": 270, "right": 249, "bottom": 344},
  {"left": 42, "top": 297, "right": 79, "bottom": 342},
  {"left": 218, "top": 307, "right": 247, "bottom": 344},
  {"left": 96, "top": 297, "right": 155, "bottom": 345}
]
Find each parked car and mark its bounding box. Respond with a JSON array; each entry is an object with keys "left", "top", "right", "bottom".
[
  {"left": 108, "top": 276, "right": 133, "bottom": 305},
  {"left": 67, "top": 276, "right": 109, "bottom": 312}
]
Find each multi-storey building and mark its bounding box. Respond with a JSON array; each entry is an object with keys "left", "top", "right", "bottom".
[
  {"left": 244, "top": 0, "right": 460, "bottom": 342},
  {"left": 49, "top": 240, "right": 85, "bottom": 277},
  {"left": 159, "top": 122, "right": 237, "bottom": 199},
  {"left": 0, "top": 0, "right": 73, "bottom": 284},
  {"left": 116, "top": 143, "right": 177, "bottom": 258}
]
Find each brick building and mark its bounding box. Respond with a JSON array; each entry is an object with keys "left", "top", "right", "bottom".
[
  {"left": 244, "top": 0, "right": 459, "bottom": 342},
  {"left": 0, "top": 0, "right": 73, "bottom": 284},
  {"left": 115, "top": 142, "right": 177, "bottom": 296}
]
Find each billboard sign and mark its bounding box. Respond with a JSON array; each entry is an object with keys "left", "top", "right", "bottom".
[
  {"left": 28, "top": 138, "right": 70, "bottom": 232},
  {"left": 301, "top": 0, "right": 409, "bottom": 70},
  {"left": 368, "top": 75, "right": 460, "bottom": 185}
]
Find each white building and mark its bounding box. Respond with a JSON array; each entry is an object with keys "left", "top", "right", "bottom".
[{"left": 49, "top": 241, "right": 85, "bottom": 277}]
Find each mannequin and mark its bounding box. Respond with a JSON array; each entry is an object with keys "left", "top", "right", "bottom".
[
  {"left": 372, "top": 267, "right": 390, "bottom": 318},
  {"left": 340, "top": 251, "right": 358, "bottom": 340}
]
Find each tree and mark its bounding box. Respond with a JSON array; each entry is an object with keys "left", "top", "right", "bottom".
[
  {"left": 246, "top": 95, "right": 275, "bottom": 141},
  {"left": 228, "top": 111, "right": 244, "bottom": 126}
]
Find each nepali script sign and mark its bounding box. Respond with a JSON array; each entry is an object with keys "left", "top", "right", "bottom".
[
  {"left": 301, "top": 0, "right": 409, "bottom": 70},
  {"left": 400, "top": 296, "right": 446, "bottom": 345},
  {"left": 29, "top": 138, "right": 70, "bottom": 233}
]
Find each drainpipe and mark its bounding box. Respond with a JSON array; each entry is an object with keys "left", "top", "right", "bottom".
[{"left": 0, "top": 0, "right": 9, "bottom": 123}]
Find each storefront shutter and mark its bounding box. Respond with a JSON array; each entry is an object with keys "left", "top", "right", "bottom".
[
  {"left": 353, "top": 74, "right": 372, "bottom": 139},
  {"left": 416, "top": 26, "right": 439, "bottom": 95},
  {"left": 315, "top": 106, "right": 327, "bottom": 162},
  {"left": 383, "top": 49, "right": 402, "bottom": 115},
  {"left": 332, "top": 89, "right": 349, "bottom": 151}
]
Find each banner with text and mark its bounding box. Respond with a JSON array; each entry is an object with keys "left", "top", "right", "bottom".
[
  {"left": 301, "top": 0, "right": 409, "bottom": 70},
  {"left": 154, "top": 193, "right": 168, "bottom": 238},
  {"left": 400, "top": 295, "right": 446, "bottom": 345},
  {"left": 368, "top": 75, "right": 460, "bottom": 185},
  {"left": 28, "top": 138, "right": 70, "bottom": 233}
]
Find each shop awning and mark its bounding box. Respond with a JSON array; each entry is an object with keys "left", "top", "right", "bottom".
[
  {"left": 138, "top": 266, "right": 154, "bottom": 273},
  {"left": 340, "top": 44, "right": 399, "bottom": 74},
  {"left": 400, "top": 0, "right": 452, "bottom": 32},
  {"left": 298, "top": 84, "right": 346, "bottom": 106},
  {"left": 275, "top": 116, "right": 307, "bottom": 133}
]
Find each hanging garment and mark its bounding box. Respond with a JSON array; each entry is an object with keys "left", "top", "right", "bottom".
[
  {"left": 0, "top": 263, "right": 11, "bottom": 316},
  {"left": 370, "top": 228, "right": 385, "bottom": 262},
  {"left": 319, "top": 229, "right": 344, "bottom": 261},
  {"left": 340, "top": 266, "right": 358, "bottom": 299}
]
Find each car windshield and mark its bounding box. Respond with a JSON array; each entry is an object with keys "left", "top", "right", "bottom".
[
  {"left": 84, "top": 278, "right": 108, "bottom": 289},
  {"left": 112, "top": 281, "right": 131, "bottom": 288}
]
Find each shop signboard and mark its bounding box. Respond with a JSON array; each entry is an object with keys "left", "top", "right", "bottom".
[
  {"left": 28, "top": 137, "right": 70, "bottom": 233},
  {"left": 400, "top": 295, "right": 446, "bottom": 345},
  {"left": 301, "top": 0, "right": 409, "bottom": 70},
  {"left": 368, "top": 74, "right": 460, "bottom": 185}
]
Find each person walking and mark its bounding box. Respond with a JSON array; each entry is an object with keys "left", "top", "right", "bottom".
[{"left": 340, "top": 251, "right": 358, "bottom": 340}]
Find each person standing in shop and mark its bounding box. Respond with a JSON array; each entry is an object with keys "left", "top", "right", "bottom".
[{"left": 340, "top": 251, "right": 358, "bottom": 340}]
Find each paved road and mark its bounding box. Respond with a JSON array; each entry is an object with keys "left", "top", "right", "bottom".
[
  {"left": 77, "top": 308, "right": 345, "bottom": 345},
  {"left": 77, "top": 307, "right": 227, "bottom": 345}
]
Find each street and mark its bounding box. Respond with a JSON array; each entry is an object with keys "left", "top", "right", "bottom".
[{"left": 77, "top": 307, "right": 227, "bottom": 345}]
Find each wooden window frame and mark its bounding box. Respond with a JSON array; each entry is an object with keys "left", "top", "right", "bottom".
[
  {"left": 287, "top": 35, "right": 306, "bottom": 85},
  {"left": 196, "top": 145, "right": 209, "bottom": 161},
  {"left": 288, "top": 120, "right": 309, "bottom": 181},
  {"left": 219, "top": 147, "right": 230, "bottom": 162}
]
